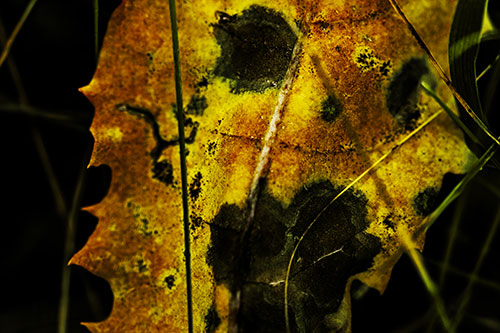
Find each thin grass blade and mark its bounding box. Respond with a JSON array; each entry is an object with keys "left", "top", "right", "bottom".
[
  {"left": 438, "top": 190, "right": 469, "bottom": 288},
  {"left": 423, "top": 143, "right": 498, "bottom": 232},
  {"left": 167, "top": 1, "right": 193, "bottom": 332},
  {"left": 57, "top": 146, "right": 90, "bottom": 333},
  {"left": 421, "top": 82, "right": 481, "bottom": 146},
  {"left": 399, "top": 228, "right": 453, "bottom": 332},
  {"left": 0, "top": 0, "right": 38, "bottom": 68},
  {"left": 451, "top": 203, "right": 500, "bottom": 330}
]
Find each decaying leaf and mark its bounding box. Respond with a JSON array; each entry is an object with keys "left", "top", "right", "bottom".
[{"left": 71, "top": 0, "right": 473, "bottom": 331}]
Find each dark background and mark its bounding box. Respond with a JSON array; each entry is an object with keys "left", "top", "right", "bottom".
[{"left": 0, "top": 1, "right": 499, "bottom": 332}]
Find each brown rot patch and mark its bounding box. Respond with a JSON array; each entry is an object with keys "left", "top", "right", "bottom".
[
  {"left": 212, "top": 5, "right": 297, "bottom": 93},
  {"left": 207, "top": 180, "right": 380, "bottom": 331}
]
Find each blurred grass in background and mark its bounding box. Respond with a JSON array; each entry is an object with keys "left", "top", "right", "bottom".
[{"left": 0, "top": 1, "right": 118, "bottom": 332}]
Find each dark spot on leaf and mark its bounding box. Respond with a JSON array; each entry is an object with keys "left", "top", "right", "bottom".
[
  {"left": 190, "top": 213, "right": 204, "bottom": 231},
  {"left": 204, "top": 304, "right": 221, "bottom": 333},
  {"left": 208, "top": 180, "right": 381, "bottom": 331},
  {"left": 139, "top": 218, "right": 153, "bottom": 237},
  {"left": 195, "top": 76, "right": 209, "bottom": 91},
  {"left": 207, "top": 141, "right": 218, "bottom": 156},
  {"left": 189, "top": 172, "right": 202, "bottom": 201},
  {"left": 186, "top": 95, "right": 208, "bottom": 116},
  {"left": 137, "top": 259, "right": 147, "bottom": 273},
  {"left": 356, "top": 49, "right": 378, "bottom": 71},
  {"left": 382, "top": 214, "right": 395, "bottom": 231},
  {"left": 164, "top": 275, "right": 175, "bottom": 289},
  {"left": 116, "top": 104, "right": 178, "bottom": 160},
  {"left": 368, "top": 10, "right": 378, "bottom": 19},
  {"left": 320, "top": 94, "right": 343, "bottom": 122},
  {"left": 212, "top": 5, "right": 297, "bottom": 93},
  {"left": 379, "top": 60, "right": 392, "bottom": 77},
  {"left": 152, "top": 160, "right": 174, "bottom": 186},
  {"left": 184, "top": 117, "right": 199, "bottom": 144},
  {"left": 386, "top": 58, "right": 429, "bottom": 126},
  {"left": 413, "top": 187, "right": 440, "bottom": 216},
  {"left": 313, "top": 20, "right": 330, "bottom": 30}
]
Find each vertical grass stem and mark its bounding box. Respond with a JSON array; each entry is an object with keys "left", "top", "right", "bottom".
[{"left": 168, "top": 1, "right": 193, "bottom": 332}]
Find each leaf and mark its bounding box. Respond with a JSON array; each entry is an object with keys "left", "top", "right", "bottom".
[{"left": 71, "top": 0, "right": 473, "bottom": 331}]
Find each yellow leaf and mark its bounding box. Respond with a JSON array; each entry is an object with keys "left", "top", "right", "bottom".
[{"left": 72, "top": 0, "right": 472, "bottom": 331}]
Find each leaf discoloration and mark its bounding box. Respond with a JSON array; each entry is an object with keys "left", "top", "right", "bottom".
[
  {"left": 73, "top": 0, "right": 470, "bottom": 331},
  {"left": 212, "top": 5, "right": 298, "bottom": 93}
]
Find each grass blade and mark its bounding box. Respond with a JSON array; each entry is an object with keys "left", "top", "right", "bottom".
[
  {"left": 0, "top": 0, "right": 38, "bottom": 68},
  {"left": 429, "top": 258, "right": 500, "bottom": 294},
  {"left": 449, "top": 0, "right": 488, "bottom": 121},
  {"left": 451, "top": 204, "right": 500, "bottom": 330},
  {"left": 438, "top": 190, "right": 469, "bottom": 288},
  {"left": 58, "top": 147, "right": 90, "bottom": 333},
  {"left": 421, "top": 81, "right": 500, "bottom": 169},
  {"left": 0, "top": 10, "right": 67, "bottom": 219},
  {"left": 167, "top": 1, "right": 193, "bottom": 332},
  {"left": 399, "top": 228, "right": 452, "bottom": 332},
  {"left": 388, "top": 0, "right": 500, "bottom": 149},
  {"left": 420, "top": 142, "right": 497, "bottom": 234},
  {"left": 421, "top": 82, "right": 482, "bottom": 146}
]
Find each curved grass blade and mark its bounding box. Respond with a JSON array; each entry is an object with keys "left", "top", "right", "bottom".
[
  {"left": 167, "top": 1, "right": 193, "bottom": 332},
  {"left": 449, "top": 0, "right": 488, "bottom": 121},
  {"left": 449, "top": 0, "right": 492, "bottom": 158},
  {"left": 479, "top": 33, "right": 500, "bottom": 118}
]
